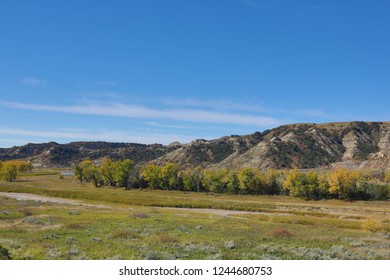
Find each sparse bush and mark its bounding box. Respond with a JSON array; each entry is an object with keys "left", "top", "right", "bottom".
[
  {"left": 292, "top": 247, "right": 325, "bottom": 260},
  {"left": 46, "top": 248, "right": 62, "bottom": 260},
  {"left": 361, "top": 220, "right": 382, "bottom": 233},
  {"left": 0, "top": 245, "right": 12, "bottom": 260},
  {"left": 109, "top": 229, "right": 140, "bottom": 239},
  {"left": 43, "top": 233, "right": 59, "bottom": 240},
  {"left": 142, "top": 251, "right": 159, "bottom": 260},
  {"left": 132, "top": 212, "right": 150, "bottom": 219},
  {"left": 267, "top": 227, "right": 292, "bottom": 237},
  {"left": 224, "top": 240, "right": 237, "bottom": 249},
  {"left": 150, "top": 234, "right": 177, "bottom": 243},
  {"left": 66, "top": 223, "right": 84, "bottom": 229},
  {"left": 0, "top": 162, "right": 18, "bottom": 182},
  {"left": 20, "top": 208, "right": 33, "bottom": 217},
  {"left": 22, "top": 216, "right": 44, "bottom": 225},
  {"left": 90, "top": 237, "right": 103, "bottom": 243}
]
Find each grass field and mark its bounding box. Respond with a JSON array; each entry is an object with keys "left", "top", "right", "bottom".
[{"left": 0, "top": 170, "right": 389, "bottom": 260}]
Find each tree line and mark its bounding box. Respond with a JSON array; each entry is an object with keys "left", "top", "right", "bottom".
[
  {"left": 0, "top": 160, "right": 33, "bottom": 182},
  {"left": 73, "top": 158, "right": 390, "bottom": 201}
]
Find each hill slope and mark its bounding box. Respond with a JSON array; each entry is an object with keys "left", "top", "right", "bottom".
[{"left": 1, "top": 121, "right": 390, "bottom": 170}]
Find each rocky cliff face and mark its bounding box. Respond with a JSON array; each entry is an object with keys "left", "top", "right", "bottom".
[
  {"left": 151, "top": 121, "right": 390, "bottom": 170},
  {"left": 1, "top": 121, "right": 390, "bottom": 170}
]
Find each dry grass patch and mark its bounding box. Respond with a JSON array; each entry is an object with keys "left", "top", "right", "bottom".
[
  {"left": 361, "top": 220, "right": 382, "bottom": 233},
  {"left": 66, "top": 223, "right": 84, "bottom": 229},
  {"left": 20, "top": 208, "right": 33, "bottom": 217},
  {"left": 267, "top": 227, "right": 292, "bottom": 238},
  {"left": 150, "top": 233, "right": 177, "bottom": 244},
  {"left": 109, "top": 229, "right": 140, "bottom": 239},
  {"left": 132, "top": 212, "right": 151, "bottom": 219}
]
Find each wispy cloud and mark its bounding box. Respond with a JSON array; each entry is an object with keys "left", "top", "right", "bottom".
[
  {"left": 1, "top": 101, "right": 284, "bottom": 127},
  {"left": 96, "top": 80, "right": 117, "bottom": 86},
  {"left": 22, "top": 76, "right": 46, "bottom": 86},
  {"left": 293, "top": 109, "right": 335, "bottom": 119},
  {"left": 163, "top": 97, "right": 336, "bottom": 120},
  {"left": 162, "top": 98, "right": 266, "bottom": 112},
  {"left": 0, "top": 127, "right": 197, "bottom": 145}
]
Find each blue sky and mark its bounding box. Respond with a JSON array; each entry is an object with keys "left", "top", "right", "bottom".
[{"left": 0, "top": 0, "right": 389, "bottom": 147}]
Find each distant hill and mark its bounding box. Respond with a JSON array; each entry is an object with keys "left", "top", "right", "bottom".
[{"left": 1, "top": 121, "right": 390, "bottom": 170}]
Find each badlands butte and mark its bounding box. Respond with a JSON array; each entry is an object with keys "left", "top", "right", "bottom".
[{"left": 1, "top": 121, "right": 390, "bottom": 171}]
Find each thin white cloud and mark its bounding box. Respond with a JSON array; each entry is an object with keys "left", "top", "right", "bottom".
[
  {"left": 294, "top": 109, "right": 335, "bottom": 119},
  {"left": 162, "top": 98, "right": 336, "bottom": 120},
  {"left": 96, "top": 80, "right": 117, "bottom": 86},
  {"left": 0, "top": 127, "right": 197, "bottom": 145},
  {"left": 22, "top": 77, "right": 46, "bottom": 86},
  {"left": 1, "top": 101, "right": 284, "bottom": 127},
  {"left": 162, "top": 97, "right": 267, "bottom": 112}
]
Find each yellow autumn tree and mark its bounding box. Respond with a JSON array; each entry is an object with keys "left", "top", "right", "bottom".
[
  {"left": 141, "top": 164, "right": 161, "bottom": 189},
  {"left": 328, "top": 169, "right": 357, "bottom": 199}
]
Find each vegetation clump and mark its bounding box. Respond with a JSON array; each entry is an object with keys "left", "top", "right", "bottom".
[
  {"left": 0, "top": 245, "right": 12, "bottom": 260},
  {"left": 71, "top": 159, "right": 390, "bottom": 201},
  {"left": 267, "top": 227, "right": 292, "bottom": 238},
  {"left": 361, "top": 220, "right": 382, "bottom": 233},
  {"left": 0, "top": 160, "right": 32, "bottom": 182}
]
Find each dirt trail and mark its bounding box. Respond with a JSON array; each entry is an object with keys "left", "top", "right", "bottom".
[
  {"left": 161, "top": 207, "right": 270, "bottom": 217},
  {"left": 0, "top": 192, "right": 111, "bottom": 209},
  {"left": 0, "top": 192, "right": 270, "bottom": 216}
]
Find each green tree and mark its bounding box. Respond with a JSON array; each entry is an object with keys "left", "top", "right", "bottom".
[
  {"left": 283, "top": 169, "right": 329, "bottom": 199},
  {"left": 237, "top": 167, "right": 263, "bottom": 194},
  {"left": 14, "top": 161, "right": 33, "bottom": 173},
  {"left": 100, "top": 158, "right": 116, "bottom": 187},
  {"left": 158, "top": 163, "right": 181, "bottom": 190},
  {"left": 0, "top": 161, "right": 18, "bottom": 182},
  {"left": 201, "top": 169, "right": 228, "bottom": 193},
  {"left": 73, "top": 160, "right": 101, "bottom": 187},
  {"left": 283, "top": 168, "right": 304, "bottom": 197},
  {"left": 384, "top": 171, "right": 390, "bottom": 183},
  {"left": 181, "top": 166, "right": 203, "bottom": 192},
  {"left": 263, "top": 169, "right": 282, "bottom": 195},
  {"left": 81, "top": 160, "right": 102, "bottom": 187},
  {"left": 328, "top": 169, "right": 357, "bottom": 200},
  {"left": 114, "top": 159, "right": 135, "bottom": 188},
  {"left": 74, "top": 164, "right": 84, "bottom": 184},
  {"left": 141, "top": 164, "right": 161, "bottom": 189},
  {"left": 226, "top": 169, "right": 240, "bottom": 194}
]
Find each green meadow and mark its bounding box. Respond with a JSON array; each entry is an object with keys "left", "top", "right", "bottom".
[{"left": 0, "top": 170, "right": 389, "bottom": 260}]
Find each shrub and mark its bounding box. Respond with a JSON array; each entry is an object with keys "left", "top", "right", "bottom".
[
  {"left": 109, "top": 229, "right": 140, "bottom": 239},
  {"left": 20, "top": 208, "right": 33, "bottom": 217},
  {"left": 0, "top": 162, "right": 18, "bottom": 182},
  {"left": 361, "top": 220, "right": 382, "bottom": 233},
  {"left": 66, "top": 223, "right": 84, "bottom": 229},
  {"left": 150, "top": 234, "right": 177, "bottom": 243},
  {"left": 132, "top": 212, "right": 150, "bottom": 219},
  {"left": 0, "top": 245, "right": 12, "bottom": 260},
  {"left": 267, "top": 227, "right": 292, "bottom": 237},
  {"left": 22, "top": 217, "right": 44, "bottom": 225},
  {"left": 224, "top": 240, "right": 237, "bottom": 249}
]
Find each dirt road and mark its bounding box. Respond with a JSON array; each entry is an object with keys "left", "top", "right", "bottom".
[
  {"left": 0, "top": 192, "right": 111, "bottom": 209},
  {"left": 0, "top": 191, "right": 268, "bottom": 216}
]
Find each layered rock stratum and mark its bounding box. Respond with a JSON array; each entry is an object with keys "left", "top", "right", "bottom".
[{"left": 1, "top": 121, "right": 390, "bottom": 170}]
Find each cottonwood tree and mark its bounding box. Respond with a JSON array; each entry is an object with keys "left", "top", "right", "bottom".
[
  {"left": 100, "top": 158, "right": 116, "bottom": 187},
  {"left": 113, "top": 159, "right": 135, "bottom": 188},
  {"left": 0, "top": 161, "right": 18, "bottom": 182},
  {"left": 141, "top": 164, "right": 161, "bottom": 189}
]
